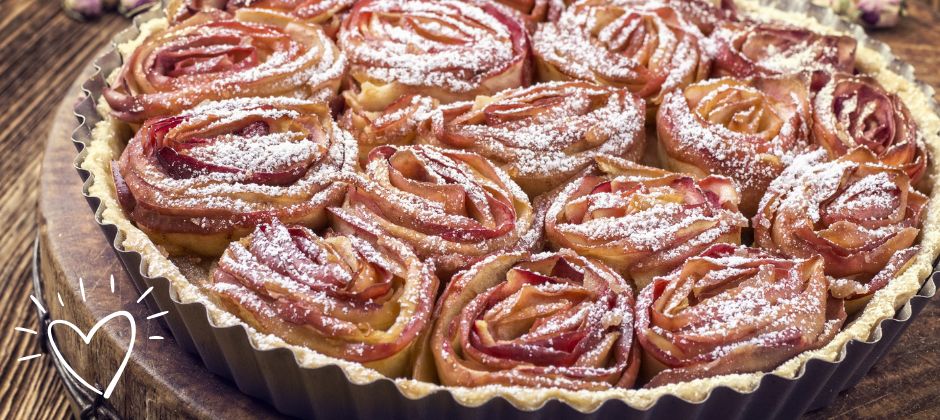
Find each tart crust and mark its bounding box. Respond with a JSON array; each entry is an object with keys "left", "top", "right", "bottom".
[{"left": 79, "top": 1, "right": 940, "bottom": 413}]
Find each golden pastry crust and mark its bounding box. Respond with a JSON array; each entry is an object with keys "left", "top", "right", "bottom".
[{"left": 80, "top": 0, "right": 940, "bottom": 413}]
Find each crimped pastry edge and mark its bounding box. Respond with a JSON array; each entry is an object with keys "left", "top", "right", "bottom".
[{"left": 74, "top": 0, "right": 940, "bottom": 413}]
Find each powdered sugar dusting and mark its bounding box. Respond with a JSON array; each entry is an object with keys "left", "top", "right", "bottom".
[
  {"left": 153, "top": 14, "right": 346, "bottom": 100},
  {"left": 209, "top": 219, "right": 437, "bottom": 364},
  {"left": 438, "top": 82, "right": 645, "bottom": 178},
  {"left": 758, "top": 149, "right": 847, "bottom": 223},
  {"left": 123, "top": 97, "right": 355, "bottom": 233},
  {"left": 549, "top": 175, "right": 745, "bottom": 254},
  {"left": 658, "top": 79, "right": 810, "bottom": 193},
  {"left": 642, "top": 246, "right": 840, "bottom": 368},
  {"left": 533, "top": 2, "right": 707, "bottom": 103},
  {"left": 826, "top": 172, "right": 897, "bottom": 217},
  {"left": 340, "top": 0, "right": 523, "bottom": 93}
]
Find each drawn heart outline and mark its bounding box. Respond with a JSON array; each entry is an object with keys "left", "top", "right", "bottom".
[{"left": 47, "top": 310, "right": 136, "bottom": 399}]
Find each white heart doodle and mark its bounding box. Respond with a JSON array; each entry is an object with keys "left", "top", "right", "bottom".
[{"left": 47, "top": 311, "right": 136, "bottom": 399}]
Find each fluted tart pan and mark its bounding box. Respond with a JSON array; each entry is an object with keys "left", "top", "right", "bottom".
[{"left": 69, "top": 0, "right": 940, "bottom": 418}]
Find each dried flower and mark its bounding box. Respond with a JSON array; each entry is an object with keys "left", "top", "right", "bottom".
[
  {"left": 62, "top": 0, "right": 104, "bottom": 21},
  {"left": 857, "top": 0, "right": 903, "bottom": 28},
  {"left": 814, "top": 0, "right": 904, "bottom": 28}
]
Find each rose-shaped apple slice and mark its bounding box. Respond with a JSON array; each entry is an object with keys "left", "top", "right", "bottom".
[
  {"left": 813, "top": 73, "right": 928, "bottom": 185},
  {"left": 112, "top": 97, "right": 356, "bottom": 256},
  {"left": 210, "top": 216, "right": 438, "bottom": 377},
  {"left": 104, "top": 9, "right": 346, "bottom": 123},
  {"left": 657, "top": 75, "right": 814, "bottom": 216},
  {"left": 753, "top": 148, "right": 927, "bottom": 313},
  {"left": 544, "top": 155, "right": 747, "bottom": 288},
  {"left": 166, "top": 0, "right": 355, "bottom": 37},
  {"left": 341, "top": 144, "right": 541, "bottom": 278},
  {"left": 340, "top": 94, "right": 439, "bottom": 165},
  {"left": 420, "top": 81, "right": 647, "bottom": 196},
  {"left": 709, "top": 22, "right": 856, "bottom": 88},
  {"left": 533, "top": 1, "right": 711, "bottom": 112},
  {"left": 338, "top": 0, "right": 531, "bottom": 111},
  {"left": 423, "top": 249, "right": 639, "bottom": 390},
  {"left": 490, "top": 0, "right": 565, "bottom": 23},
  {"left": 636, "top": 244, "right": 846, "bottom": 387},
  {"left": 603, "top": 0, "right": 738, "bottom": 35}
]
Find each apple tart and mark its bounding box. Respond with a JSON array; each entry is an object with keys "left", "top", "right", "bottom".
[{"left": 79, "top": 0, "right": 940, "bottom": 414}]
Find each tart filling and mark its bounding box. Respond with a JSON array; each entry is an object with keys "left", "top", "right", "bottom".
[{"left": 79, "top": 0, "right": 940, "bottom": 413}]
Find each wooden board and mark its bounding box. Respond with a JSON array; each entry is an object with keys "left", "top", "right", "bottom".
[
  {"left": 29, "top": 2, "right": 940, "bottom": 418},
  {"left": 1, "top": 4, "right": 144, "bottom": 418}
]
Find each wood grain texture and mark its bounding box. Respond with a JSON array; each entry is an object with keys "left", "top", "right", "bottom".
[
  {"left": 3, "top": 1, "right": 940, "bottom": 419},
  {"left": 0, "top": 1, "right": 127, "bottom": 419}
]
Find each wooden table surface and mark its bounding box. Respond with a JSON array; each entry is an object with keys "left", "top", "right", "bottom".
[{"left": 3, "top": 1, "right": 940, "bottom": 418}]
